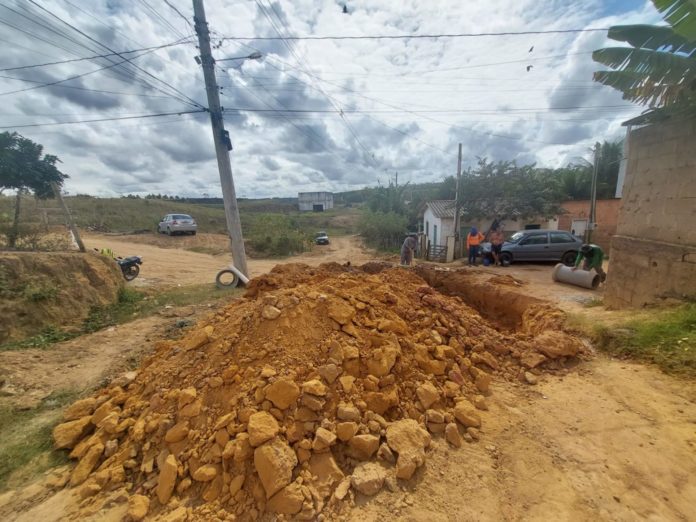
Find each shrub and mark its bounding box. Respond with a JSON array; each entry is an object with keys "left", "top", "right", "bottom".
[{"left": 358, "top": 210, "right": 408, "bottom": 251}]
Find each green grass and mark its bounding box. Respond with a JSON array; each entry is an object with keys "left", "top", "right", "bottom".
[
  {"left": 588, "top": 303, "right": 696, "bottom": 376},
  {"left": 0, "top": 389, "right": 79, "bottom": 491},
  {"left": 0, "top": 284, "right": 241, "bottom": 352}
]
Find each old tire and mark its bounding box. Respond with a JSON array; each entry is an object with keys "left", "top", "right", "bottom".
[
  {"left": 562, "top": 251, "right": 577, "bottom": 267},
  {"left": 123, "top": 265, "right": 140, "bottom": 281},
  {"left": 216, "top": 269, "right": 240, "bottom": 289}
]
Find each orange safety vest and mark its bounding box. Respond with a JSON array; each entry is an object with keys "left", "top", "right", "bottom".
[{"left": 466, "top": 232, "right": 484, "bottom": 248}]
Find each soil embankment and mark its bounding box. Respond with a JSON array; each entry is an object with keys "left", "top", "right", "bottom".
[{"left": 0, "top": 252, "right": 123, "bottom": 344}]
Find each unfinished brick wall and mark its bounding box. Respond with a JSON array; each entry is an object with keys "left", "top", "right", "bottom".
[
  {"left": 558, "top": 199, "right": 621, "bottom": 252},
  {"left": 605, "top": 117, "right": 696, "bottom": 307}
]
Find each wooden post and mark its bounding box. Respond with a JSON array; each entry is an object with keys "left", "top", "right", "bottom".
[{"left": 51, "top": 182, "right": 85, "bottom": 252}]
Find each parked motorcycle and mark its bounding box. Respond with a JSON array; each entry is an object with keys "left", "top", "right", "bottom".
[
  {"left": 94, "top": 248, "right": 143, "bottom": 281},
  {"left": 117, "top": 256, "right": 143, "bottom": 281}
]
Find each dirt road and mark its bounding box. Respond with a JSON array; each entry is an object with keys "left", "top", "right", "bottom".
[{"left": 85, "top": 233, "right": 375, "bottom": 286}]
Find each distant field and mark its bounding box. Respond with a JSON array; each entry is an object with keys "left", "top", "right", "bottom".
[{"left": 0, "top": 195, "right": 361, "bottom": 248}]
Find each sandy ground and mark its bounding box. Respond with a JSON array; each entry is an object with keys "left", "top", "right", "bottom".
[
  {"left": 2, "top": 238, "right": 695, "bottom": 521},
  {"left": 84, "top": 233, "right": 375, "bottom": 286}
]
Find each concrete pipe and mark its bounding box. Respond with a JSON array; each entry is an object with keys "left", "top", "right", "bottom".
[{"left": 552, "top": 263, "right": 601, "bottom": 289}]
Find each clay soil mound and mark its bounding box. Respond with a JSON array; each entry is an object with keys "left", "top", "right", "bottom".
[
  {"left": 0, "top": 252, "right": 123, "bottom": 344},
  {"left": 51, "top": 263, "right": 584, "bottom": 520}
]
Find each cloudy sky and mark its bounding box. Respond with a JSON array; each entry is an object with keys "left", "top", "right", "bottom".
[{"left": 0, "top": 0, "right": 661, "bottom": 198}]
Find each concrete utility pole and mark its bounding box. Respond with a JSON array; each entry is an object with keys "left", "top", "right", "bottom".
[
  {"left": 192, "top": 0, "right": 248, "bottom": 277},
  {"left": 453, "top": 143, "right": 463, "bottom": 258},
  {"left": 51, "top": 182, "right": 85, "bottom": 252},
  {"left": 587, "top": 142, "right": 600, "bottom": 244}
]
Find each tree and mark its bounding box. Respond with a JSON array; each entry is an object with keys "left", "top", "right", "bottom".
[
  {"left": 593, "top": 0, "right": 696, "bottom": 110},
  {"left": 455, "top": 158, "right": 565, "bottom": 222},
  {"left": 0, "top": 132, "right": 68, "bottom": 248}
]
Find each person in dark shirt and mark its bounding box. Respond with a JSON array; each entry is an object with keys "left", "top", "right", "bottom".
[{"left": 400, "top": 234, "right": 418, "bottom": 266}]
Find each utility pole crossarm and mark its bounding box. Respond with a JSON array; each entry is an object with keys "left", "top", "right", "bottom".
[{"left": 192, "top": 0, "right": 249, "bottom": 277}]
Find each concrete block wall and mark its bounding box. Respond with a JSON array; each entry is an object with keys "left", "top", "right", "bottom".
[{"left": 605, "top": 117, "right": 696, "bottom": 307}]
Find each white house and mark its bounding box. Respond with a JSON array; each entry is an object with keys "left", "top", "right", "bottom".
[
  {"left": 422, "top": 200, "right": 460, "bottom": 248},
  {"left": 298, "top": 192, "right": 334, "bottom": 211}
]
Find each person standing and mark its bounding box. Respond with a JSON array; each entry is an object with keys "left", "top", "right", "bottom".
[
  {"left": 466, "top": 227, "right": 484, "bottom": 266},
  {"left": 489, "top": 226, "right": 505, "bottom": 266},
  {"left": 572, "top": 243, "right": 607, "bottom": 281},
  {"left": 400, "top": 233, "right": 418, "bottom": 266}
]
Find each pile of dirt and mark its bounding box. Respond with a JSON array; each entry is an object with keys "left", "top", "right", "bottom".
[
  {"left": 0, "top": 252, "right": 123, "bottom": 344},
  {"left": 50, "top": 263, "right": 584, "bottom": 520}
]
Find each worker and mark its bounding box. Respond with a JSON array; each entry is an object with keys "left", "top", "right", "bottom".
[
  {"left": 489, "top": 226, "right": 505, "bottom": 266},
  {"left": 573, "top": 243, "right": 607, "bottom": 281},
  {"left": 400, "top": 233, "right": 418, "bottom": 266},
  {"left": 466, "top": 227, "right": 485, "bottom": 266}
]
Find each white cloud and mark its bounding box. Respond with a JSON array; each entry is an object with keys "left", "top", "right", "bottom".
[{"left": 0, "top": 0, "right": 660, "bottom": 197}]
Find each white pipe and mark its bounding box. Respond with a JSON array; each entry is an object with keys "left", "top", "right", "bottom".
[{"left": 552, "top": 263, "right": 600, "bottom": 289}]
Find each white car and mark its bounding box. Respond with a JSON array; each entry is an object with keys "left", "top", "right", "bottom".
[{"left": 158, "top": 214, "right": 197, "bottom": 235}]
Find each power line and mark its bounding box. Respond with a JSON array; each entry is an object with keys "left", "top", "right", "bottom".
[
  {"left": 221, "top": 105, "right": 634, "bottom": 114},
  {"left": 163, "top": 0, "right": 195, "bottom": 32},
  {"left": 0, "top": 73, "right": 177, "bottom": 99},
  {"left": 0, "top": 40, "right": 193, "bottom": 72},
  {"left": 0, "top": 44, "right": 186, "bottom": 98},
  {"left": 137, "top": 0, "right": 187, "bottom": 40},
  {"left": 0, "top": 109, "right": 206, "bottom": 129},
  {"left": 221, "top": 27, "right": 609, "bottom": 41},
  {"left": 26, "top": 0, "right": 205, "bottom": 109}
]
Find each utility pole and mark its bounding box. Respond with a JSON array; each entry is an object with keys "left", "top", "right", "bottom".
[
  {"left": 587, "top": 142, "right": 599, "bottom": 244},
  {"left": 51, "top": 182, "right": 85, "bottom": 252},
  {"left": 192, "top": 0, "right": 248, "bottom": 277},
  {"left": 453, "top": 143, "right": 463, "bottom": 259}
]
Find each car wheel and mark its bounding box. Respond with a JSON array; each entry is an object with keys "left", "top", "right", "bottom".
[
  {"left": 500, "top": 252, "right": 513, "bottom": 266},
  {"left": 562, "top": 251, "right": 577, "bottom": 266},
  {"left": 191, "top": 231, "right": 196, "bottom": 236}
]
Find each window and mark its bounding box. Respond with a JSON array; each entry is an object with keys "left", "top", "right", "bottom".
[
  {"left": 550, "top": 232, "right": 575, "bottom": 243},
  {"left": 433, "top": 224, "right": 438, "bottom": 246},
  {"left": 426, "top": 220, "right": 430, "bottom": 237},
  {"left": 520, "top": 233, "right": 548, "bottom": 245}
]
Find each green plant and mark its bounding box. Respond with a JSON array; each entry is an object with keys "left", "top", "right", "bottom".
[
  {"left": 22, "top": 283, "right": 58, "bottom": 302},
  {"left": 593, "top": 0, "right": 696, "bottom": 109},
  {"left": 358, "top": 210, "right": 408, "bottom": 251},
  {"left": 0, "top": 389, "right": 78, "bottom": 490},
  {"left": 592, "top": 304, "right": 696, "bottom": 375}
]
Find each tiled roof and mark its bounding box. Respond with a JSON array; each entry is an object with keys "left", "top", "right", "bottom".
[{"left": 425, "top": 200, "right": 460, "bottom": 218}]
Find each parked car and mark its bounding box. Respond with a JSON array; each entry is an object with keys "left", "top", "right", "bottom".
[
  {"left": 500, "top": 230, "right": 581, "bottom": 266},
  {"left": 158, "top": 214, "right": 197, "bottom": 235},
  {"left": 315, "top": 231, "right": 330, "bottom": 245}
]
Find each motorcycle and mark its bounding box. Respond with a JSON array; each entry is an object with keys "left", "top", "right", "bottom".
[
  {"left": 117, "top": 256, "right": 143, "bottom": 281},
  {"left": 94, "top": 248, "right": 143, "bottom": 281}
]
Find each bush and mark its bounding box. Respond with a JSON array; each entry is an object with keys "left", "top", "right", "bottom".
[
  {"left": 247, "top": 214, "right": 311, "bottom": 257},
  {"left": 358, "top": 210, "right": 408, "bottom": 251}
]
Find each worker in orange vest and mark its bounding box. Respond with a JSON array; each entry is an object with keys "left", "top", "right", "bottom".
[{"left": 466, "top": 227, "right": 485, "bottom": 266}]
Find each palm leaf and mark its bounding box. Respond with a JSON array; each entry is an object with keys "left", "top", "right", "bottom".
[
  {"left": 593, "top": 47, "right": 695, "bottom": 82},
  {"left": 652, "top": 0, "right": 696, "bottom": 40},
  {"left": 593, "top": 70, "right": 694, "bottom": 105},
  {"left": 608, "top": 24, "right": 695, "bottom": 54}
]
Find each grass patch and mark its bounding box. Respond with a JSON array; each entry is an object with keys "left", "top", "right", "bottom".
[
  {"left": 0, "top": 284, "right": 241, "bottom": 352},
  {"left": 0, "top": 389, "right": 79, "bottom": 491},
  {"left": 583, "top": 297, "right": 604, "bottom": 308},
  {"left": 581, "top": 303, "right": 696, "bottom": 376}
]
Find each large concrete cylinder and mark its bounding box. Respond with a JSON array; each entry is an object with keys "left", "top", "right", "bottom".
[{"left": 552, "top": 263, "right": 601, "bottom": 289}]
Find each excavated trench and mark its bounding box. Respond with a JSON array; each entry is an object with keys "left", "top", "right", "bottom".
[{"left": 413, "top": 266, "right": 546, "bottom": 332}]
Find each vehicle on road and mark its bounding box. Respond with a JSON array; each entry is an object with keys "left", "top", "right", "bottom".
[
  {"left": 500, "top": 229, "right": 582, "bottom": 266},
  {"left": 315, "top": 231, "right": 330, "bottom": 245},
  {"left": 158, "top": 214, "right": 197, "bottom": 235}
]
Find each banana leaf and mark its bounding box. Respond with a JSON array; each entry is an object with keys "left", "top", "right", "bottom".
[
  {"left": 607, "top": 24, "right": 695, "bottom": 55},
  {"left": 653, "top": 0, "right": 696, "bottom": 40}
]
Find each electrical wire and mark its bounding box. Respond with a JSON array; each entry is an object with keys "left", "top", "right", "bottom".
[
  {"left": 0, "top": 109, "right": 206, "bottom": 129},
  {"left": 162, "top": 0, "right": 195, "bottom": 32},
  {"left": 26, "top": 0, "right": 205, "bottom": 109},
  {"left": 221, "top": 27, "right": 609, "bottom": 41},
  {"left": 0, "top": 40, "right": 194, "bottom": 72}
]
